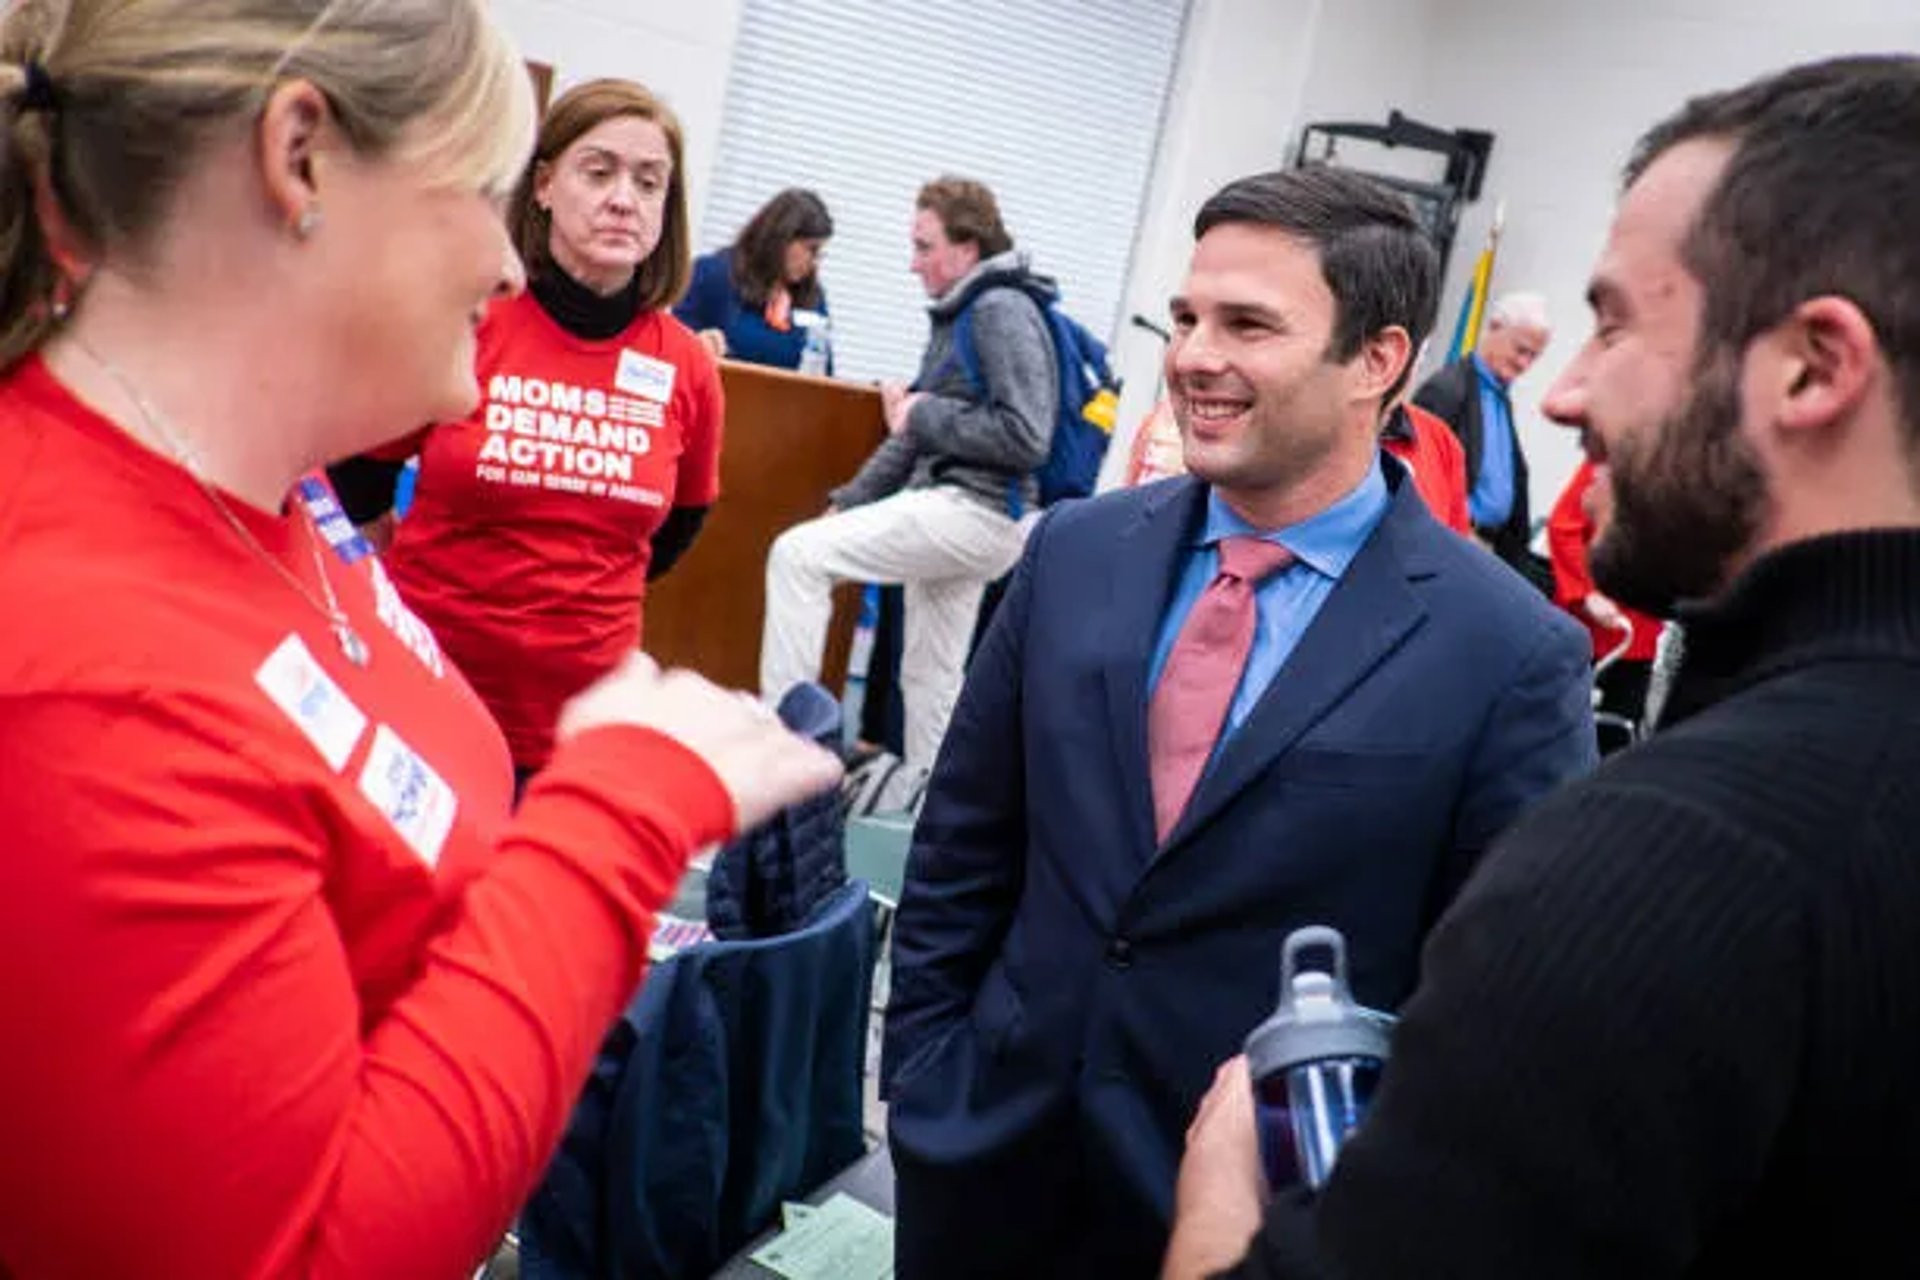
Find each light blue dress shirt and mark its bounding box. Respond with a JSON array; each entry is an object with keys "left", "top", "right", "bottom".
[
  {"left": 1467, "top": 353, "right": 1516, "bottom": 527},
  {"left": 1148, "top": 459, "right": 1390, "bottom": 745}
]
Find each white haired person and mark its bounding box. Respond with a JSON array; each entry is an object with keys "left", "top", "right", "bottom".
[
  {"left": 0, "top": 2, "right": 838, "bottom": 1276},
  {"left": 1413, "top": 291, "right": 1552, "bottom": 571}
]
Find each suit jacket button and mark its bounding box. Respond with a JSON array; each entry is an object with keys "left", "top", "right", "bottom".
[{"left": 1106, "top": 937, "right": 1134, "bottom": 970}]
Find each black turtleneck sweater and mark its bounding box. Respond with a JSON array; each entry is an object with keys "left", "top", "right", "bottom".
[
  {"left": 1228, "top": 529, "right": 1920, "bottom": 1279},
  {"left": 526, "top": 261, "right": 643, "bottom": 340},
  {"left": 327, "top": 266, "right": 708, "bottom": 579}
]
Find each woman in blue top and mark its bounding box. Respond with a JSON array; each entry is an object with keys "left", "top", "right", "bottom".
[{"left": 677, "top": 188, "right": 833, "bottom": 371}]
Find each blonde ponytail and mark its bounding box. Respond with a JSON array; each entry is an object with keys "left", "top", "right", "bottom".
[
  {"left": 0, "top": 0, "right": 534, "bottom": 372},
  {"left": 0, "top": 118, "right": 63, "bottom": 367}
]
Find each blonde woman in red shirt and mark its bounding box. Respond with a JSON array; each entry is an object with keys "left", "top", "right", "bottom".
[
  {"left": 0, "top": 3, "right": 836, "bottom": 1276},
  {"left": 345, "top": 80, "right": 725, "bottom": 791}
]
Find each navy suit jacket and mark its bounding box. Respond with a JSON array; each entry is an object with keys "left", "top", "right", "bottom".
[{"left": 881, "top": 462, "right": 1595, "bottom": 1276}]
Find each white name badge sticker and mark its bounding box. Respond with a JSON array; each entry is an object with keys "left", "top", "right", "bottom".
[
  {"left": 255, "top": 633, "right": 367, "bottom": 771},
  {"left": 357, "top": 724, "right": 458, "bottom": 868},
  {"left": 616, "top": 349, "right": 677, "bottom": 403}
]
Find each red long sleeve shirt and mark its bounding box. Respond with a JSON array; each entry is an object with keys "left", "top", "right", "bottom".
[
  {"left": 1546, "top": 459, "right": 1661, "bottom": 661},
  {"left": 0, "top": 357, "right": 733, "bottom": 1278},
  {"left": 1382, "top": 403, "right": 1472, "bottom": 535}
]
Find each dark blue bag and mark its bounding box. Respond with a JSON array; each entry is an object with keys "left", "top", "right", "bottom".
[{"left": 951, "top": 285, "right": 1117, "bottom": 513}]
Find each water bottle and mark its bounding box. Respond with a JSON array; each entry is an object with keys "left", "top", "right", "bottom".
[
  {"left": 394, "top": 456, "right": 420, "bottom": 520},
  {"left": 841, "top": 584, "right": 880, "bottom": 747},
  {"left": 798, "top": 316, "right": 831, "bottom": 376},
  {"left": 1243, "top": 926, "right": 1395, "bottom": 1191}
]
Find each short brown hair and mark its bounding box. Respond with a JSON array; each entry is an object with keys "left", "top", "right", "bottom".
[
  {"left": 916, "top": 176, "right": 1012, "bottom": 258},
  {"left": 510, "top": 78, "right": 690, "bottom": 311},
  {"left": 1627, "top": 56, "right": 1920, "bottom": 452},
  {"left": 1195, "top": 167, "right": 1439, "bottom": 408}
]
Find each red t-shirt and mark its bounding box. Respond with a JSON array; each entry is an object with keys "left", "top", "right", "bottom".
[
  {"left": 385, "top": 293, "right": 725, "bottom": 770},
  {"left": 1382, "top": 403, "right": 1472, "bottom": 534},
  {"left": 0, "top": 356, "right": 733, "bottom": 1278},
  {"left": 1547, "top": 458, "right": 1662, "bottom": 661}
]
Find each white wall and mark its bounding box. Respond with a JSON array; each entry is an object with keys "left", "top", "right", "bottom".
[
  {"left": 1421, "top": 0, "right": 1920, "bottom": 522},
  {"left": 490, "top": 0, "right": 744, "bottom": 239},
  {"left": 1290, "top": 0, "right": 1442, "bottom": 164},
  {"left": 1109, "top": 0, "right": 1920, "bottom": 513}
]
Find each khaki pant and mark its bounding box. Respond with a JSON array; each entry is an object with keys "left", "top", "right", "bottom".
[{"left": 761, "top": 487, "right": 1030, "bottom": 770}]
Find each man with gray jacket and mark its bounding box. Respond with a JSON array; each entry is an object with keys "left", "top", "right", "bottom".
[{"left": 761, "top": 176, "right": 1058, "bottom": 771}]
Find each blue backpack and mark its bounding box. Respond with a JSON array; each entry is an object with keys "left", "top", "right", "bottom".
[{"left": 950, "top": 285, "right": 1118, "bottom": 513}]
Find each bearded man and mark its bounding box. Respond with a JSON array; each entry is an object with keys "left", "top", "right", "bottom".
[{"left": 1168, "top": 53, "right": 1920, "bottom": 1280}]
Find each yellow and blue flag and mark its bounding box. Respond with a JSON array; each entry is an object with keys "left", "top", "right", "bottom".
[{"left": 1447, "top": 201, "right": 1505, "bottom": 359}]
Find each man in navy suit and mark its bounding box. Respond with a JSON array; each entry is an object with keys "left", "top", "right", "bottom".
[{"left": 881, "top": 167, "right": 1596, "bottom": 1279}]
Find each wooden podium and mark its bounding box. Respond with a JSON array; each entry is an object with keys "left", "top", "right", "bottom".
[{"left": 642, "top": 361, "right": 884, "bottom": 693}]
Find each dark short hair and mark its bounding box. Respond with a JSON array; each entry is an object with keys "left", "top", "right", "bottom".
[
  {"left": 1627, "top": 55, "right": 1920, "bottom": 451},
  {"left": 731, "top": 188, "right": 833, "bottom": 310},
  {"left": 916, "top": 176, "right": 1013, "bottom": 259},
  {"left": 1195, "top": 167, "right": 1439, "bottom": 406}
]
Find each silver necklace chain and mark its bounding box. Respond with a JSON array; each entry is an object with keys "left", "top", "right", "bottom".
[{"left": 67, "top": 335, "right": 373, "bottom": 667}]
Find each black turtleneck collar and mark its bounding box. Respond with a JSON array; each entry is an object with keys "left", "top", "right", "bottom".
[
  {"left": 530, "top": 264, "right": 644, "bottom": 341},
  {"left": 1662, "top": 528, "right": 1920, "bottom": 726}
]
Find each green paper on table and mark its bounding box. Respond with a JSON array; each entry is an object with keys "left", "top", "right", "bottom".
[{"left": 751, "top": 1192, "right": 893, "bottom": 1280}]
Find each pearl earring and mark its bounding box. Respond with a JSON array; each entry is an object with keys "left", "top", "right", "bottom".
[{"left": 295, "top": 205, "right": 323, "bottom": 239}]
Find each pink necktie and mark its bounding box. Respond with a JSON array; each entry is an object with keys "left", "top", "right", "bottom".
[{"left": 1148, "top": 535, "right": 1296, "bottom": 842}]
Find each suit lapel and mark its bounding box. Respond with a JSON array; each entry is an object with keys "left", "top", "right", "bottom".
[
  {"left": 1158, "top": 483, "right": 1432, "bottom": 859},
  {"left": 1462, "top": 363, "right": 1488, "bottom": 489},
  {"left": 1101, "top": 478, "right": 1207, "bottom": 869}
]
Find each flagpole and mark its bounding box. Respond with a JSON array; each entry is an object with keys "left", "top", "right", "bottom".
[{"left": 1454, "top": 199, "right": 1507, "bottom": 359}]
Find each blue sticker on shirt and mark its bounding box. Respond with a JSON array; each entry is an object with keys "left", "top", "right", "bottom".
[{"left": 296, "top": 475, "right": 374, "bottom": 565}]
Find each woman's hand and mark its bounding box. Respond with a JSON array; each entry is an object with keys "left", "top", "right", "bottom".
[
  {"left": 696, "top": 328, "right": 728, "bottom": 361},
  {"left": 558, "top": 654, "right": 843, "bottom": 832}
]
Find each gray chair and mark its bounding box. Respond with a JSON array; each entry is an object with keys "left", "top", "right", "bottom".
[{"left": 843, "top": 815, "right": 912, "bottom": 915}]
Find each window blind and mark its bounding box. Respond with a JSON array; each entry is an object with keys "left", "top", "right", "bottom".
[{"left": 702, "top": 0, "right": 1189, "bottom": 382}]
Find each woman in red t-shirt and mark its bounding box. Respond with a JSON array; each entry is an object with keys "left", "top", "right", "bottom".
[
  {"left": 0, "top": 9, "right": 833, "bottom": 1277},
  {"left": 354, "top": 80, "right": 727, "bottom": 785}
]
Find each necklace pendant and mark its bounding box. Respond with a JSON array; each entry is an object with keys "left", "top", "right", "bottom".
[{"left": 335, "top": 622, "right": 372, "bottom": 668}]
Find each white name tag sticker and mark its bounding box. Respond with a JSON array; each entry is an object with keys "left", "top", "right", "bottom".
[
  {"left": 616, "top": 349, "right": 677, "bottom": 403},
  {"left": 255, "top": 633, "right": 367, "bottom": 771},
  {"left": 357, "top": 724, "right": 458, "bottom": 868}
]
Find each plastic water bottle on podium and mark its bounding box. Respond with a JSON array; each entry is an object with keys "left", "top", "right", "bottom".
[
  {"left": 1244, "top": 925, "right": 1396, "bottom": 1191},
  {"left": 798, "top": 315, "right": 831, "bottom": 376}
]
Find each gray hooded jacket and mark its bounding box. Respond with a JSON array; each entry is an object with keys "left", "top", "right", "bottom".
[{"left": 830, "top": 249, "right": 1059, "bottom": 514}]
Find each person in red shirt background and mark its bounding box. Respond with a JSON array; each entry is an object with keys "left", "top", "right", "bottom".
[
  {"left": 0, "top": 6, "right": 836, "bottom": 1276},
  {"left": 337, "top": 80, "right": 725, "bottom": 788},
  {"left": 1381, "top": 399, "right": 1472, "bottom": 534},
  {"left": 1548, "top": 456, "right": 1662, "bottom": 726}
]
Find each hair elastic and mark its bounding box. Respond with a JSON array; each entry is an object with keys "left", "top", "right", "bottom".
[{"left": 17, "top": 61, "right": 57, "bottom": 114}]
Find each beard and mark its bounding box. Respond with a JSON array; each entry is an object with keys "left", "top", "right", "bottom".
[{"left": 1591, "top": 347, "right": 1770, "bottom": 617}]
